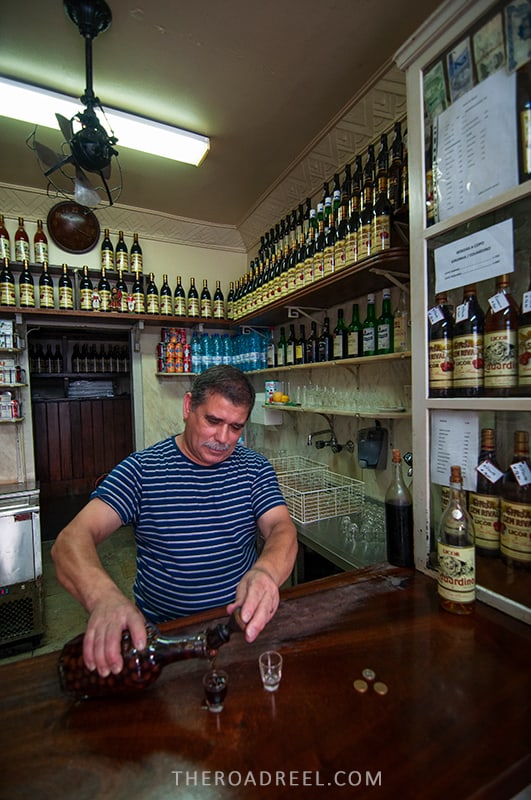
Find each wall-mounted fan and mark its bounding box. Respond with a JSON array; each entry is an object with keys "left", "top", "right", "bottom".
[{"left": 28, "top": 0, "right": 122, "bottom": 207}]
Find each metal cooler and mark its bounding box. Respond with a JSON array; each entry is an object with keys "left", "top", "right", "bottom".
[{"left": 0, "top": 482, "right": 45, "bottom": 653}]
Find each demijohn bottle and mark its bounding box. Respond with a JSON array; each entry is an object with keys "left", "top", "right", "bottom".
[
  {"left": 34, "top": 219, "right": 48, "bottom": 264},
  {"left": 98, "top": 267, "right": 111, "bottom": 312},
  {"left": 159, "top": 274, "right": 172, "bottom": 316},
  {"left": 347, "top": 303, "right": 362, "bottom": 358},
  {"left": 18, "top": 259, "right": 35, "bottom": 308},
  {"left": 0, "top": 214, "right": 11, "bottom": 261},
  {"left": 452, "top": 284, "right": 484, "bottom": 397},
  {"left": 39, "top": 263, "right": 55, "bottom": 310},
  {"left": 468, "top": 428, "right": 503, "bottom": 558},
  {"left": 362, "top": 293, "right": 377, "bottom": 357},
  {"left": 484, "top": 274, "right": 518, "bottom": 396},
  {"left": 500, "top": 430, "right": 531, "bottom": 569},
  {"left": 116, "top": 230, "right": 128, "bottom": 272},
  {"left": 376, "top": 288, "right": 394, "bottom": 354},
  {"left": 213, "top": 280, "right": 225, "bottom": 320},
  {"left": 145, "top": 272, "right": 159, "bottom": 315},
  {"left": 58, "top": 611, "right": 245, "bottom": 700},
  {"left": 428, "top": 292, "right": 454, "bottom": 397},
  {"left": 518, "top": 265, "right": 531, "bottom": 394},
  {"left": 0, "top": 257, "right": 16, "bottom": 307},
  {"left": 437, "top": 465, "right": 475, "bottom": 615},
  {"left": 130, "top": 233, "right": 143, "bottom": 274},
  {"left": 187, "top": 277, "right": 200, "bottom": 318},
  {"left": 174, "top": 275, "right": 187, "bottom": 317},
  {"left": 101, "top": 228, "right": 114, "bottom": 272},
  {"left": 14, "top": 217, "right": 30, "bottom": 262},
  {"left": 79, "top": 266, "right": 93, "bottom": 311},
  {"left": 385, "top": 448, "right": 414, "bottom": 568},
  {"left": 200, "top": 279, "right": 212, "bottom": 318},
  {"left": 58, "top": 264, "right": 74, "bottom": 311}
]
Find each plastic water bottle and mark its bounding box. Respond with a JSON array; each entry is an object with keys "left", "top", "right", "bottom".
[
  {"left": 190, "top": 330, "right": 201, "bottom": 373},
  {"left": 211, "top": 333, "right": 222, "bottom": 366},
  {"left": 200, "top": 332, "right": 211, "bottom": 372},
  {"left": 221, "top": 334, "right": 232, "bottom": 365}
]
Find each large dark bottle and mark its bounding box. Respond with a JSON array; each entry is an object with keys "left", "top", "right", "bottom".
[
  {"left": 174, "top": 275, "right": 186, "bottom": 317},
  {"left": 484, "top": 274, "right": 518, "bottom": 396},
  {"left": 518, "top": 265, "right": 531, "bottom": 394},
  {"left": 116, "top": 269, "right": 128, "bottom": 313},
  {"left": 452, "top": 284, "right": 484, "bottom": 396},
  {"left": 58, "top": 264, "right": 74, "bottom": 311},
  {"left": 277, "top": 327, "right": 287, "bottom": 367},
  {"left": 98, "top": 267, "right": 112, "bottom": 312},
  {"left": 0, "top": 257, "right": 16, "bottom": 307},
  {"left": 34, "top": 219, "right": 48, "bottom": 264},
  {"left": 318, "top": 316, "right": 332, "bottom": 362},
  {"left": 159, "top": 274, "right": 172, "bottom": 316},
  {"left": 130, "top": 232, "right": 143, "bottom": 274},
  {"left": 213, "top": 280, "right": 225, "bottom": 320},
  {"left": 18, "top": 260, "right": 35, "bottom": 308},
  {"left": 14, "top": 217, "right": 30, "bottom": 262},
  {"left": 58, "top": 612, "right": 245, "bottom": 700},
  {"left": 132, "top": 271, "right": 145, "bottom": 313},
  {"left": 79, "top": 265, "right": 93, "bottom": 311},
  {"left": 38, "top": 262, "right": 55, "bottom": 309},
  {"left": 359, "top": 145, "right": 375, "bottom": 260},
  {"left": 437, "top": 465, "right": 476, "bottom": 615},
  {"left": 286, "top": 323, "right": 296, "bottom": 366},
  {"left": 372, "top": 133, "right": 392, "bottom": 255},
  {"left": 0, "top": 215, "right": 11, "bottom": 261},
  {"left": 428, "top": 292, "right": 454, "bottom": 397},
  {"left": 500, "top": 430, "right": 531, "bottom": 569},
  {"left": 145, "top": 272, "right": 159, "bottom": 315},
  {"left": 388, "top": 121, "right": 403, "bottom": 212},
  {"left": 313, "top": 206, "right": 326, "bottom": 282},
  {"left": 346, "top": 155, "right": 362, "bottom": 267},
  {"left": 376, "top": 288, "right": 394, "bottom": 354},
  {"left": 468, "top": 428, "right": 503, "bottom": 558},
  {"left": 347, "top": 303, "right": 362, "bottom": 358},
  {"left": 200, "top": 279, "right": 212, "bottom": 318},
  {"left": 226, "top": 281, "right": 235, "bottom": 321},
  {"left": 295, "top": 324, "right": 306, "bottom": 365},
  {"left": 305, "top": 320, "right": 318, "bottom": 364},
  {"left": 116, "top": 230, "right": 129, "bottom": 272},
  {"left": 187, "top": 277, "right": 200, "bottom": 318},
  {"left": 385, "top": 448, "right": 414, "bottom": 568},
  {"left": 333, "top": 308, "right": 347, "bottom": 360},
  {"left": 101, "top": 228, "right": 114, "bottom": 272},
  {"left": 362, "top": 293, "right": 377, "bottom": 357}
]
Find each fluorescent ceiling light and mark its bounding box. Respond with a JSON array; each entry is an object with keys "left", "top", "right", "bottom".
[{"left": 0, "top": 76, "right": 210, "bottom": 166}]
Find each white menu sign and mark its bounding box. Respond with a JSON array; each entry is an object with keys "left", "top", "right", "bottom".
[
  {"left": 434, "top": 69, "right": 518, "bottom": 221},
  {"left": 430, "top": 410, "right": 479, "bottom": 492}
]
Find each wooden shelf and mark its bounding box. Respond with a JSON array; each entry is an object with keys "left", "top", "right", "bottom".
[
  {"left": 0, "top": 306, "right": 232, "bottom": 330},
  {"left": 262, "top": 404, "right": 410, "bottom": 419}
]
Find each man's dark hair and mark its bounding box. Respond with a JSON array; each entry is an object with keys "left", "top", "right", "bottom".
[{"left": 190, "top": 365, "right": 255, "bottom": 416}]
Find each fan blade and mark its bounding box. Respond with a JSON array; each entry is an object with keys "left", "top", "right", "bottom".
[
  {"left": 56, "top": 113, "right": 74, "bottom": 143},
  {"left": 34, "top": 139, "right": 64, "bottom": 171},
  {"left": 99, "top": 171, "right": 114, "bottom": 206},
  {"left": 74, "top": 166, "right": 102, "bottom": 207},
  {"left": 44, "top": 152, "right": 75, "bottom": 178}
]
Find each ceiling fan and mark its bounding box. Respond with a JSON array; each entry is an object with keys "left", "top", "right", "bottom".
[{"left": 28, "top": 0, "right": 122, "bottom": 207}]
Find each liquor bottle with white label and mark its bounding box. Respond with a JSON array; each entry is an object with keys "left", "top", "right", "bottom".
[
  {"left": 452, "top": 285, "right": 484, "bottom": 397},
  {"left": 428, "top": 292, "right": 454, "bottom": 397},
  {"left": 437, "top": 465, "right": 475, "bottom": 615},
  {"left": 468, "top": 428, "right": 503, "bottom": 557},
  {"left": 500, "top": 430, "right": 531, "bottom": 569},
  {"left": 484, "top": 274, "right": 518, "bottom": 396},
  {"left": 517, "top": 266, "right": 531, "bottom": 394}
]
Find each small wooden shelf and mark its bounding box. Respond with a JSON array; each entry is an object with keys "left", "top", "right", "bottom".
[{"left": 262, "top": 404, "right": 410, "bottom": 419}]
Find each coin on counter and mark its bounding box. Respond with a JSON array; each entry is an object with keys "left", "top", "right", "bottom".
[
  {"left": 362, "top": 668, "right": 376, "bottom": 682},
  {"left": 353, "top": 679, "right": 369, "bottom": 694},
  {"left": 373, "top": 681, "right": 389, "bottom": 696}
]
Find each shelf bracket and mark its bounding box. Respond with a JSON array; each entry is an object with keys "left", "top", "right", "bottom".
[
  {"left": 369, "top": 268, "right": 410, "bottom": 293},
  {"left": 286, "top": 306, "right": 327, "bottom": 324}
]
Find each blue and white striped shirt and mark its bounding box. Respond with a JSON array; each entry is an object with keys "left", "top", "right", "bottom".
[{"left": 93, "top": 437, "right": 286, "bottom": 623}]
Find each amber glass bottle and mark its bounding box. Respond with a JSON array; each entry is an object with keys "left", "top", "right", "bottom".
[
  {"left": 437, "top": 465, "right": 475, "bottom": 615},
  {"left": 500, "top": 430, "right": 531, "bottom": 569},
  {"left": 452, "top": 285, "right": 484, "bottom": 396},
  {"left": 34, "top": 219, "right": 48, "bottom": 264},
  {"left": 428, "top": 292, "right": 454, "bottom": 397},
  {"left": 484, "top": 274, "right": 518, "bottom": 396},
  {"left": 14, "top": 217, "right": 30, "bottom": 263},
  {"left": 468, "top": 428, "right": 503, "bottom": 557}
]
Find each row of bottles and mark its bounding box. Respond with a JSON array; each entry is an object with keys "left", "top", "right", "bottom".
[
  {"left": 232, "top": 118, "right": 408, "bottom": 321},
  {"left": 428, "top": 273, "right": 531, "bottom": 397},
  {"left": 157, "top": 328, "right": 268, "bottom": 374},
  {"left": 0, "top": 260, "right": 234, "bottom": 320},
  {"left": 271, "top": 289, "right": 409, "bottom": 367},
  {"left": 100, "top": 229, "right": 143, "bottom": 273},
  {"left": 29, "top": 342, "right": 129, "bottom": 374},
  {"left": 0, "top": 215, "right": 48, "bottom": 264}
]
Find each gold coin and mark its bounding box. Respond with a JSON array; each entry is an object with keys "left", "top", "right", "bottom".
[
  {"left": 373, "top": 681, "right": 388, "bottom": 695},
  {"left": 353, "top": 679, "right": 368, "bottom": 693},
  {"left": 362, "top": 668, "right": 376, "bottom": 681}
]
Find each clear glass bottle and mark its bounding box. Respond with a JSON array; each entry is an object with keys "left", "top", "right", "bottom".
[
  {"left": 385, "top": 448, "right": 414, "bottom": 568},
  {"left": 437, "top": 465, "right": 475, "bottom": 615}
]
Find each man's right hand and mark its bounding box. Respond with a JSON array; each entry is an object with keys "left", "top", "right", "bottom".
[{"left": 82, "top": 589, "right": 147, "bottom": 677}]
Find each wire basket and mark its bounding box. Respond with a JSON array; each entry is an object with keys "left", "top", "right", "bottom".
[
  {"left": 270, "top": 456, "right": 325, "bottom": 476},
  {"left": 277, "top": 469, "right": 365, "bottom": 524}
]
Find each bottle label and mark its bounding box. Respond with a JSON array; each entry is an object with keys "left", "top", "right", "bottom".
[
  {"left": 345, "top": 231, "right": 357, "bottom": 266},
  {"left": 372, "top": 216, "right": 391, "bottom": 253},
  {"left": 214, "top": 300, "right": 224, "bottom": 319},
  {"left": 277, "top": 348, "right": 285, "bottom": 367},
  {"left": 101, "top": 250, "right": 114, "bottom": 270},
  {"left": 99, "top": 289, "right": 111, "bottom": 311},
  {"left": 80, "top": 289, "right": 92, "bottom": 311},
  {"left": 58, "top": 286, "right": 73, "bottom": 310},
  {"left": 362, "top": 327, "right": 376, "bottom": 355},
  {"left": 146, "top": 295, "right": 159, "bottom": 314},
  {"left": 428, "top": 305, "right": 445, "bottom": 325},
  {"left": 452, "top": 333, "right": 483, "bottom": 388},
  {"left": 201, "top": 299, "right": 212, "bottom": 318},
  {"left": 377, "top": 323, "right": 391, "bottom": 352},
  {"left": 313, "top": 253, "right": 324, "bottom": 281},
  {"left": 1, "top": 281, "right": 16, "bottom": 306},
  {"left": 304, "top": 257, "right": 314, "bottom": 285},
  {"left": 510, "top": 459, "right": 531, "bottom": 486},
  {"left": 358, "top": 223, "right": 371, "bottom": 260},
  {"left": 39, "top": 286, "right": 55, "bottom": 308},
  {"left": 521, "top": 107, "right": 531, "bottom": 175},
  {"left": 131, "top": 254, "right": 142, "bottom": 273},
  {"left": 35, "top": 242, "right": 48, "bottom": 262},
  {"left": 484, "top": 329, "right": 517, "bottom": 387},
  {"left": 323, "top": 246, "right": 335, "bottom": 276},
  {"left": 429, "top": 340, "right": 453, "bottom": 388},
  {"left": 175, "top": 297, "right": 186, "bottom": 316},
  {"left": 19, "top": 284, "right": 35, "bottom": 306},
  {"left": 335, "top": 239, "right": 347, "bottom": 271},
  {"left": 518, "top": 321, "right": 531, "bottom": 385},
  {"left": 297, "top": 264, "right": 306, "bottom": 290},
  {"left": 500, "top": 498, "right": 531, "bottom": 564},
  {"left": 188, "top": 298, "right": 200, "bottom": 317},
  {"left": 0, "top": 236, "right": 10, "bottom": 260},
  {"left": 160, "top": 296, "right": 173, "bottom": 316},
  {"left": 333, "top": 335, "right": 343, "bottom": 359},
  {"left": 133, "top": 292, "right": 145, "bottom": 313},
  {"left": 437, "top": 542, "right": 475, "bottom": 603},
  {"left": 468, "top": 492, "right": 500, "bottom": 551},
  {"left": 295, "top": 343, "right": 303, "bottom": 362},
  {"left": 347, "top": 331, "right": 360, "bottom": 357},
  {"left": 394, "top": 317, "right": 408, "bottom": 352},
  {"left": 116, "top": 252, "right": 128, "bottom": 271},
  {"left": 15, "top": 240, "right": 30, "bottom": 262}
]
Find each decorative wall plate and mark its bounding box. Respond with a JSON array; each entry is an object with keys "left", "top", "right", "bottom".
[{"left": 46, "top": 201, "right": 100, "bottom": 254}]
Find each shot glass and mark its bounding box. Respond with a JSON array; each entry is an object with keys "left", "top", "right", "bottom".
[
  {"left": 203, "top": 668, "right": 228, "bottom": 713},
  {"left": 259, "top": 650, "right": 283, "bottom": 692}
]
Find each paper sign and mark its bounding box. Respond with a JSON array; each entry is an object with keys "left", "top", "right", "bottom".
[{"left": 430, "top": 411, "right": 479, "bottom": 491}]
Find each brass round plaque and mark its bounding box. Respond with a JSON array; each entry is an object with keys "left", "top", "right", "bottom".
[{"left": 47, "top": 201, "right": 100, "bottom": 254}]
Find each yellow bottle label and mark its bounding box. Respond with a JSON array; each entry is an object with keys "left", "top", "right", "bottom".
[
  {"left": 484, "top": 330, "right": 517, "bottom": 387},
  {"left": 35, "top": 242, "right": 48, "bottom": 262},
  {"left": 0, "top": 282, "right": 16, "bottom": 306},
  {"left": 335, "top": 239, "right": 347, "bottom": 271},
  {"left": 304, "top": 257, "right": 314, "bottom": 285},
  {"left": 80, "top": 289, "right": 92, "bottom": 311},
  {"left": 323, "top": 246, "right": 335, "bottom": 276},
  {"left": 160, "top": 296, "right": 173, "bottom": 315},
  {"left": 437, "top": 542, "right": 475, "bottom": 604},
  {"left": 372, "top": 216, "right": 391, "bottom": 254},
  {"left": 288, "top": 265, "right": 297, "bottom": 292},
  {"left": 146, "top": 295, "right": 159, "bottom": 314},
  {"left": 101, "top": 250, "right": 114, "bottom": 270},
  {"left": 15, "top": 240, "right": 30, "bottom": 261},
  {"left": 429, "top": 339, "right": 453, "bottom": 388},
  {"left": 99, "top": 289, "right": 111, "bottom": 311},
  {"left": 174, "top": 297, "right": 186, "bottom": 316},
  {"left": 19, "top": 284, "right": 34, "bottom": 306},
  {"left": 345, "top": 231, "right": 357, "bottom": 266},
  {"left": 468, "top": 492, "right": 500, "bottom": 551},
  {"left": 452, "top": 333, "right": 483, "bottom": 388},
  {"left": 133, "top": 291, "right": 145, "bottom": 314},
  {"left": 131, "top": 254, "right": 142, "bottom": 273},
  {"left": 0, "top": 237, "right": 10, "bottom": 260},
  {"left": 313, "top": 252, "right": 324, "bottom": 281},
  {"left": 39, "top": 286, "right": 55, "bottom": 308},
  {"left": 500, "top": 498, "right": 531, "bottom": 564},
  {"left": 116, "top": 252, "right": 128, "bottom": 271},
  {"left": 358, "top": 223, "right": 371, "bottom": 260},
  {"left": 188, "top": 298, "right": 199, "bottom": 317},
  {"left": 518, "top": 322, "right": 531, "bottom": 385},
  {"left": 59, "top": 287, "right": 73, "bottom": 310}
]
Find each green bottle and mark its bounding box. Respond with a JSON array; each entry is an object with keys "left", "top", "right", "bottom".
[
  {"left": 347, "top": 303, "right": 362, "bottom": 358},
  {"left": 333, "top": 308, "right": 347, "bottom": 360},
  {"left": 377, "top": 288, "right": 394, "bottom": 354},
  {"left": 277, "top": 327, "right": 287, "bottom": 367},
  {"left": 362, "top": 293, "right": 377, "bottom": 356}
]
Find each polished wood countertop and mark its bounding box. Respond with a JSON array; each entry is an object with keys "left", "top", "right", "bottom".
[{"left": 1, "top": 565, "right": 530, "bottom": 800}]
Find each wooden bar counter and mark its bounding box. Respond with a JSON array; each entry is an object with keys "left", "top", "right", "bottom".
[{"left": 1, "top": 565, "right": 530, "bottom": 799}]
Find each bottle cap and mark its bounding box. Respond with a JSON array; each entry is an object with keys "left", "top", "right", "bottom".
[{"left": 392, "top": 449, "right": 401, "bottom": 463}]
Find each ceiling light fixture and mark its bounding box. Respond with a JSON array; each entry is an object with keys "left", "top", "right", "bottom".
[{"left": 0, "top": 76, "right": 211, "bottom": 167}]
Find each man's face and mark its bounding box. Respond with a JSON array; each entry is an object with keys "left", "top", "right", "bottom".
[{"left": 180, "top": 390, "right": 248, "bottom": 466}]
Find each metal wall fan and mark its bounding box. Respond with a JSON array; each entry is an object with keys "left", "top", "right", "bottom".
[{"left": 28, "top": 0, "right": 122, "bottom": 207}]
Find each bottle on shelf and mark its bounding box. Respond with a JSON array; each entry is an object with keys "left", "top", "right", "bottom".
[
  {"left": 14, "top": 217, "right": 30, "bottom": 263},
  {"left": 18, "top": 259, "right": 35, "bottom": 308},
  {"left": 130, "top": 233, "right": 143, "bottom": 274},
  {"left": 385, "top": 448, "right": 414, "bottom": 568},
  {"left": 388, "top": 121, "right": 403, "bottom": 213},
  {"left": 304, "top": 209, "right": 317, "bottom": 286},
  {"left": 58, "top": 264, "right": 74, "bottom": 311},
  {"left": 213, "top": 280, "right": 225, "bottom": 320},
  {"left": 54, "top": 344, "right": 64, "bottom": 374},
  {"left": 333, "top": 308, "right": 347, "bottom": 360},
  {"left": 101, "top": 228, "right": 114, "bottom": 272},
  {"left": 38, "top": 262, "right": 55, "bottom": 310},
  {"left": 174, "top": 275, "right": 186, "bottom": 317},
  {"left": 115, "top": 230, "right": 128, "bottom": 272},
  {"left": 393, "top": 288, "right": 410, "bottom": 353},
  {"left": 159, "top": 274, "right": 172, "bottom": 316},
  {"left": 295, "top": 324, "right": 306, "bottom": 365},
  {"left": 436, "top": 464, "right": 475, "bottom": 615},
  {"left": 33, "top": 219, "right": 48, "bottom": 263},
  {"left": 484, "top": 274, "right": 518, "bottom": 396},
  {"left": 190, "top": 329, "right": 201, "bottom": 372},
  {"left": 313, "top": 205, "right": 326, "bottom": 283},
  {"left": 145, "top": 272, "right": 159, "bottom": 315},
  {"left": 71, "top": 343, "right": 80, "bottom": 373},
  {"left": 286, "top": 324, "right": 296, "bottom": 366},
  {"left": 452, "top": 284, "right": 484, "bottom": 397},
  {"left": 500, "top": 430, "right": 531, "bottom": 569},
  {"left": 226, "top": 281, "right": 235, "bottom": 321},
  {"left": 346, "top": 155, "right": 362, "bottom": 268},
  {"left": 0, "top": 215, "right": 11, "bottom": 261},
  {"left": 98, "top": 267, "right": 112, "bottom": 312},
  {"left": 187, "top": 277, "right": 200, "bottom": 318},
  {"left": 305, "top": 320, "right": 318, "bottom": 364},
  {"left": 0, "top": 257, "right": 16, "bottom": 307},
  {"left": 58, "top": 613, "right": 242, "bottom": 700},
  {"left": 79, "top": 265, "right": 93, "bottom": 311},
  {"left": 200, "top": 279, "right": 212, "bottom": 318},
  {"left": 517, "top": 63, "right": 531, "bottom": 182},
  {"left": 318, "top": 316, "right": 332, "bottom": 362},
  {"left": 376, "top": 288, "right": 394, "bottom": 354},
  {"left": 518, "top": 264, "right": 531, "bottom": 394},
  {"left": 323, "top": 208, "right": 336, "bottom": 278},
  {"left": 277, "top": 327, "right": 287, "bottom": 367},
  {"left": 132, "top": 271, "right": 145, "bottom": 314},
  {"left": 44, "top": 343, "right": 54, "bottom": 373},
  {"left": 347, "top": 303, "right": 362, "bottom": 358},
  {"left": 468, "top": 428, "right": 503, "bottom": 558},
  {"left": 428, "top": 291, "right": 454, "bottom": 397},
  {"left": 116, "top": 269, "right": 128, "bottom": 313},
  {"left": 372, "top": 133, "right": 392, "bottom": 255},
  {"left": 362, "top": 293, "right": 377, "bottom": 357},
  {"left": 358, "top": 144, "right": 375, "bottom": 260},
  {"left": 266, "top": 328, "right": 276, "bottom": 368}
]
